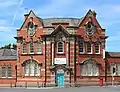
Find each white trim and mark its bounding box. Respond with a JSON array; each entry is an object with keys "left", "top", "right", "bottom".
[
  {"left": 87, "top": 43, "right": 92, "bottom": 54},
  {"left": 8, "top": 77, "right": 12, "bottom": 78},
  {"left": 95, "top": 43, "right": 100, "bottom": 54},
  {"left": 2, "top": 77, "right": 7, "bottom": 78},
  {"left": 57, "top": 41, "right": 64, "bottom": 54},
  {"left": 22, "top": 43, "right": 27, "bottom": 54},
  {"left": 79, "top": 41, "right": 85, "bottom": 54}
]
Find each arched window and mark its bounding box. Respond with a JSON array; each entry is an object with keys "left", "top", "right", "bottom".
[
  {"left": 81, "top": 60, "right": 99, "bottom": 76},
  {"left": 95, "top": 43, "right": 100, "bottom": 54},
  {"left": 37, "top": 41, "right": 42, "bottom": 54},
  {"left": 23, "top": 60, "right": 40, "bottom": 76},
  {"left": 29, "top": 41, "right": 34, "bottom": 53},
  {"left": 87, "top": 42, "right": 92, "bottom": 54},
  {"left": 57, "top": 41, "right": 64, "bottom": 54},
  {"left": 22, "top": 43, "right": 27, "bottom": 54}
]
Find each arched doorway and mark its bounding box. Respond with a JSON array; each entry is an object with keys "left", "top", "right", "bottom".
[{"left": 56, "top": 69, "right": 64, "bottom": 86}]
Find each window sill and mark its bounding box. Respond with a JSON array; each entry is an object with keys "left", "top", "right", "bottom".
[
  {"left": 2, "top": 77, "right": 6, "bottom": 78},
  {"left": 57, "top": 52, "right": 65, "bottom": 55},
  {"left": 29, "top": 53, "right": 34, "bottom": 54},
  {"left": 8, "top": 77, "right": 12, "bottom": 78},
  {"left": 37, "top": 52, "right": 42, "bottom": 54},
  {"left": 22, "top": 53, "right": 27, "bottom": 54}
]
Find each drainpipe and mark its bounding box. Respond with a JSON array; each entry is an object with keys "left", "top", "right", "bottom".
[
  {"left": 15, "top": 65, "right": 17, "bottom": 87},
  {"left": 44, "top": 37, "right": 47, "bottom": 87}
]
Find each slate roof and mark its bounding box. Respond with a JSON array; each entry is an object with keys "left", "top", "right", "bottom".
[
  {"left": 106, "top": 52, "right": 120, "bottom": 57},
  {"left": 38, "top": 17, "right": 84, "bottom": 27},
  {"left": 0, "top": 48, "right": 17, "bottom": 60}
]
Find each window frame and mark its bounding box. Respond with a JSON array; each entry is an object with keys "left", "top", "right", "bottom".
[
  {"left": 29, "top": 41, "right": 34, "bottom": 54},
  {"left": 36, "top": 41, "right": 42, "bottom": 54},
  {"left": 79, "top": 41, "right": 85, "bottom": 54},
  {"left": 110, "top": 63, "right": 116, "bottom": 76},
  {"left": 81, "top": 60, "right": 99, "bottom": 76},
  {"left": 22, "top": 42, "right": 27, "bottom": 54},
  {"left": 57, "top": 41, "right": 64, "bottom": 54},
  {"left": 95, "top": 43, "right": 100, "bottom": 54},
  {"left": 87, "top": 42, "right": 92, "bottom": 54},
  {"left": 7, "top": 65, "right": 12, "bottom": 78},
  {"left": 24, "top": 60, "right": 40, "bottom": 76},
  {"left": 2, "top": 66, "right": 7, "bottom": 78}
]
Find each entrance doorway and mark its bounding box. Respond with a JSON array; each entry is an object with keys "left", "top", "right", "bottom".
[{"left": 56, "top": 73, "right": 64, "bottom": 86}]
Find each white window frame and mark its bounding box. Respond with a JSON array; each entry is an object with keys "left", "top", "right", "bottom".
[
  {"left": 87, "top": 42, "right": 92, "bottom": 54},
  {"left": 95, "top": 43, "right": 100, "bottom": 54},
  {"left": 118, "top": 64, "right": 120, "bottom": 76},
  {"left": 2, "top": 66, "right": 7, "bottom": 78},
  {"left": 29, "top": 41, "right": 34, "bottom": 54},
  {"left": 81, "top": 60, "right": 99, "bottom": 76},
  {"left": 22, "top": 43, "right": 27, "bottom": 54},
  {"left": 110, "top": 63, "right": 116, "bottom": 76},
  {"left": 7, "top": 65, "right": 12, "bottom": 78},
  {"left": 79, "top": 41, "right": 85, "bottom": 54},
  {"left": 24, "top": 60, "right": 40, "bottom": 76},
  {"left": 57, "top": 41, "right": 64, "bottom": 54},
  {"left": 36, "top": 41, "right": 42, "bottom": 54}
]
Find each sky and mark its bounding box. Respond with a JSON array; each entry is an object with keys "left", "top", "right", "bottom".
[{"left": 0, "top": 0, "right": 120, "bottom": 52}]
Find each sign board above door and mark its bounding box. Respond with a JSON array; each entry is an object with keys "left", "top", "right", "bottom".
[{"left": 54, "top": 58, "right": 66, "bottom": 64}]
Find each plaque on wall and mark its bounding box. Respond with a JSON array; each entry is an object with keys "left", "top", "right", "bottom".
[{"left": 54, "top": 58, "right": 66, "bottom": 64}]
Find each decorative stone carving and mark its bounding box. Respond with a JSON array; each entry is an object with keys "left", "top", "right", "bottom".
[{"left": 85, "top": 21, "right": 96, "bottom": 36}]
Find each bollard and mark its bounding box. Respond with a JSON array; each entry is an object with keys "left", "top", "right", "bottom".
[{"left": 99, "top": 77, "right": 103, "bottom": 87}]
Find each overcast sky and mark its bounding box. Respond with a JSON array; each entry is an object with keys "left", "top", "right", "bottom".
[{"left": 0, "top": 0, "right": 120, "bottom": 52}]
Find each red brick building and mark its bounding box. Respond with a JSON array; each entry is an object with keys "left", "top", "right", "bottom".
[{"left": 1, "top": 9, "right": 120, "bottom": 87}]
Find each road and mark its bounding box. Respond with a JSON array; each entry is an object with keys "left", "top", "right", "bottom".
[{"left": 0, "top": 86, "right": 120, "bottom": 92}]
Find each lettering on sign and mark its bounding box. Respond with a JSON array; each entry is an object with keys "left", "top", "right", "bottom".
[{"left": 54, "top": 58, "right": 66, "bottom": 64}]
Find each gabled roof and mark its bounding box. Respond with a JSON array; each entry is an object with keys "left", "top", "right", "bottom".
[
  {"left": 0, "top": 48, "right": 17, "bottom": 60},
  {"left": 106, "top": 52, "right": 120, "bottom": 57},
  {"left": 78, "top": 9, "right": 102, "bottom": 29},
  {"left": 50, "top": 24, "right": 70, "bottom": 36},
  {"left": 38, "top": 17, "right": 84, "bottom": 27}
]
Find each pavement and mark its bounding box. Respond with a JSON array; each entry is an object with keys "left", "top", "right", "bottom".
[{"left": 0, "top": 86, "right": 120, "bottom": 92}]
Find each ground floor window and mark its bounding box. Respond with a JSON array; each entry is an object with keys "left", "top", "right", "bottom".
[
  {"left": 1, "top": 65, "right": 12, "bottom": 78},
  {"left": 110, "top": 63, "right": 120, "bottom": 76},
  {"left": 81, "top": 59, "right": 99, "bottom": 76},
  {"left": 23, "top": 60, "right": 40, "bottom": 76}
]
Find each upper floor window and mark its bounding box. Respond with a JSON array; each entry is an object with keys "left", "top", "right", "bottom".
[
  {"left": 87, "top": 42, "right": 92, "bottom": 54},
  {"left": 30, "top": 41, "right": 34, "bottom": 54},
  {"left": 37, "top": 41, "right": 42, "bottom": 54},
  {"left": 67, "top": 28, "right": 75, "bottom": 34},
  {"left": 95, "top": 43, "right": 100, "bottom": 54},
  {"left": 22, "top": 43, "right": 27, "bottom": 54},
  {"left": 79, "top": 41, "right": 84, "bottom": 54},
  {"left": 57, "top": 41, "right": 64, "bottom": 54}
]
